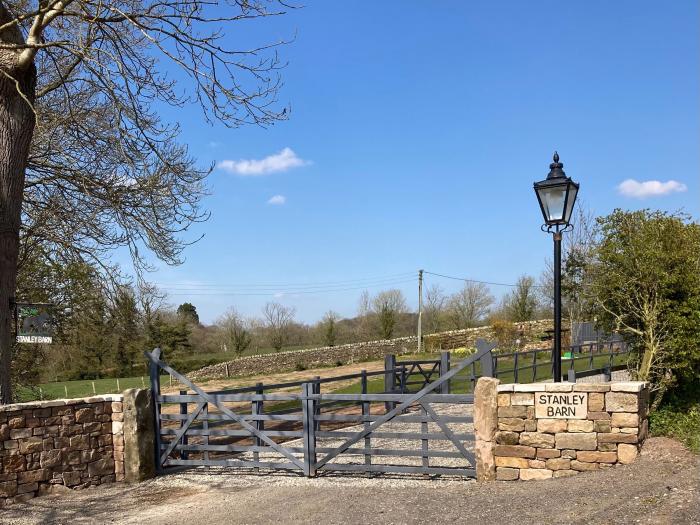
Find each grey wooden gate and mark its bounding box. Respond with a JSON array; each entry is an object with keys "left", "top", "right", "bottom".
[{"left": 145, "top": 340, "right": 495, "bottom": 478}]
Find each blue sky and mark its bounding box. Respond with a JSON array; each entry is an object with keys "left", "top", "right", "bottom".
[{"left": 142, "top": 1, "right": 699, "bottom": 324}]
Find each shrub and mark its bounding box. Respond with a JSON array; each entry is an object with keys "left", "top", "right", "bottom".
[
  {"left": 649, "top": 383, "right": 700, "bottom": 454},
  {"left": 294, "top": 362, "right": 307, "bottom": 371},
  {"left": 490, "top": 320, "right": 518, "bottom": 351}
]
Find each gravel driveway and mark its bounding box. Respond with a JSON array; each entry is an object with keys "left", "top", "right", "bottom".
[{"left": 1, "top": 437, "right": 698, "bottom": 525}]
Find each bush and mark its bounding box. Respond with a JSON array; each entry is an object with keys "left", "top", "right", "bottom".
[
  {"left": 295, "top": 362, "right": 307, "bottom": 371},
  {"left": 649, "top": 384, "right": 700, "bottom": 454},
  {"left": 490, "top": 320, "right": 518, "bottom": 351}
]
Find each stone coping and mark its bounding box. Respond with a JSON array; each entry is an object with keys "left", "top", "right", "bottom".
[
  {"left": 0, "top": 394, "right": 123, "bottom": 413},
  {"left": 496, "top": 381, "right": 647, "bottom": 394}
]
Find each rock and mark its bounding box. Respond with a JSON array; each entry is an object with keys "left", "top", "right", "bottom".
[
  {"left": 3, "top": 455, "right": 26, "bottom": 472},
  {"left": 519, "top": 432, "right": 555, "bottom": 448},
  {"left": 523, "top": 419, "right": 537, "bottom": 432},
  {"left": 555, "top": 432, "right": 597, "bottom": 451},
  {"left": 610, "top": 382, "right": 645, "bottom": 392},
  {"left": 8, "top": 417, "right": 25, "bottom": 429},
  {"left": 511, "top": 393, "right": 534, "bottom": 406},
  {"left": 497, "top": 394, "right": 511, "bottom": 407},
  {"left": 17, "top": 469, "right": 49, "bottom": 484},
  {"left": 0, "top": 424, "right": 9, "bottom": 441},
  {"left": 567, "top": 420, "right": 594, "bottom": 433},
  {"left": 40, "top": 450, "right": 62, "bottom": 468},
  {"left": 537, "top": 419, "right": 567, "bottom": 433},
  {"left": 123, "top": 389, "right": 156, "bottom": 483},
  {"left": 495, "top": 456, "right": 529, "bottom": 469},
  {"left": 520, "top": 468, "right": 552, "bottom": 480},
  {"left": 571, "top": 460, "right": 599, "bottom": 471},
  {"left": 69, "top": 435, "right": 90, "bottom": 450},
  {"left": 561, "top": 449, "right": 577, "bottom": 459},
  {"left": 573, "top": 384, "right": 610, "bottom": 392},
  {"left": 544, "top": 383, "right": 573, "bottom": 392},
  {"left": 496, "top": 467, "right": 519, "bottom": 481},
  {"left": 528, "top": 459, "right": 546, "bottom": 468},
  {"left": 475, "top": 440, "right": 496, "bottom": 482},
  {"left": 494, "top": 445, "right": 536, "bottom": 458},
  {"left": 495, "top": 431, "right": 519, "bottom": 445},
  {"left": 586, "top": 411, "right": 610, "bottom": 420},
  {"left": 611, "top": 413, "right": 639, "bottom": 428},
  {"left": 474, "top": 378, "right": 499, "bottom": 442},
  {"left": 576, "top": 451, "right": 617, "bottom": 463},
  {"left": 19, "top": 437, "right": 43, "bottom": 454},
  {"left": 0, "top": 481, "right": 17, "bottom": 498},
  {"left": 546, "top": 458, "right": 571, "bottom": 470},
  {"left": 605, "top": 392, "right": 638, "bottom": 412},
  {"left": 553, "top": 469, "right": 578, "bottom": 478},
  {"left": 88, "top": 458, "right": 115, "bottom": 477},
  {"left": 75, "top": 408, "right": 95, "bottom": 423},
  {"left": 498, "top": 418, "right": 525, "bottom": 432},
  {"left": 617, "top": 444, "right": 639, "bottom": 464},
  {"left": 16, "top": 482, "right": 38, "bottom": 494},
  {"left": 63, "top": 471, "right": 82, "bottom": 487},
  {"left": 513, "top": 384, "right": 543, "bottom": 392},
  {"left": 9, "top": 428, "right": 32, "bottom": 439},
  {"left": 598, "top": 443, "right": 617, "bottom": 452},
  {"left": 598, "top": 432, "right": 638, "bottom": 444},
  {"left": 498, "top": 406, "right": 527, "bottom": 418},
  {"left": 593, "top": 420, "right": 612, "bottom": 433},
  {"left": 536, "top": 448, "right": 561, "bottom": 459},
  {"left": 588, "top": 393, "right": 605, "bottom": 411}
]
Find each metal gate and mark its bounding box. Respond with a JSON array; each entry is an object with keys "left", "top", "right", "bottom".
[{"left": 145, "top": 340, "right": 495, "bottom": 478}]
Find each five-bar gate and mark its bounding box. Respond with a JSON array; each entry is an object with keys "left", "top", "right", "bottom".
[{"left": 145, "top": 340, "right": 496, "bottom": 478}]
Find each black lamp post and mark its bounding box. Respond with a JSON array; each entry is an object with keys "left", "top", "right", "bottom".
[{"left": 534, "top": 152, "right": 579, "bottom": 382}]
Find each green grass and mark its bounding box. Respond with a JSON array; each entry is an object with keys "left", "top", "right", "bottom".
[
  {"left": 650, "top": 385, "right": 700, "bottom": 454},
  {"left": 17, "top": 374, "right": 174, "bottom": 402}
]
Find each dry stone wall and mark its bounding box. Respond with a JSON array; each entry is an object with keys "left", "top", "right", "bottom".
[
  {"left": 0, "top": 395, "right": 125, "bottom": 507},
  {"left": 485, "top": 381, "right": 649, "bottom": 481},
  {"left": 191, "top": 320, "right": 554, "bottom": 380}
]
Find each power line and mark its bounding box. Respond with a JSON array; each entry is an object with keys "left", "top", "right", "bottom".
[{"left": 423, "top": 270, "right": 546, "bottom": 289}]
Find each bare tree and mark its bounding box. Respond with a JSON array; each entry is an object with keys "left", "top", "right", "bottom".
[
  {"left": 0, "top": 0, "right": 291, "bottom": 402},
  {"left": 447, "top": 282, "right": 494, "bottom": 329},
  {"left": 217, "top": 308, "right": 252, "bottom": 358},
  {"left": 371, "top": 289, "right": 407, "bottom": 340},
  {"left": 424, "top": 284, "right": 447, "bottom": 333},
  {"left": 262, "top": 302, "right": 295, "bottom": 351},
  {"left": 503, "top": 275, "right": 539, "bottom": 322}
]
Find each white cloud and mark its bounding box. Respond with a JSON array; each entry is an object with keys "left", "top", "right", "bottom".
[
  {"left": 617, "top": 179, "right": 688, "bottom": 198},
  {"left": 217, "top": 147, "right": 309, "bottom": 176},
  {"left": 267, "top": 195, "right": 286, "bottom": 205}
]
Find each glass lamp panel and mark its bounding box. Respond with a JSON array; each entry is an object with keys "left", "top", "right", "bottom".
[
  {"left": 538, "top": 185, "right": 566, "bottom": 223},
  {"left": 563, "top": 183, "right": 578, "bottom": 223}
]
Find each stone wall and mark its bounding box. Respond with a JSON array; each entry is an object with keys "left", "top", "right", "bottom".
[
  {"left": 475, "top": 380, "right": 649, "bottom": 481},
  {"left": 191, "top": 319, "right": 554, "bottom": 380},
  {"left": 0, "top": 395, "right": 125, "bottom": 507}
]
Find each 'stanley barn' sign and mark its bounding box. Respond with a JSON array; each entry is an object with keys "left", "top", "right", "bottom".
[{"left": 535, "top": 392, "right": 588, "bottom": 419}]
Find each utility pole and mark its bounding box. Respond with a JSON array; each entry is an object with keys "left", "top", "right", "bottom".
[{"left": 417, "top": 269, "right": 423, "bottom": 353}]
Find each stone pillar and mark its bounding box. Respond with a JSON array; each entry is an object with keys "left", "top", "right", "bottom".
[
  {"left": 474, "top": 377, "right": 499, "bottom": 482},
  {"left": 123, "top": 389, "right": 156, "bottom": 483}
]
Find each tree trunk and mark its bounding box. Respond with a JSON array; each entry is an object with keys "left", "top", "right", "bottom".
[{"left": 0, "top": 62, "right": 37, "bottom": 404}]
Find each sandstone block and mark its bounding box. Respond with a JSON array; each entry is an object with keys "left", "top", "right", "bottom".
[
  {"left": 19, "top": 437, "right": 43, "bottom": 454},
  {"left": 523, "top": 419, "right": 537, "bottom": 432},
  {"left": 475, "top": 440, "right": 496, "bottom": 482},
  {"left": 498, "top": 406, "right": 527, "bottom": 418},
  {"left": 586, "top": 411, "right": 610, "bottom": 420},
  {"left": 611, "top": 413, "right": 639, "bottom": 428},
  {"left": 17, "top": 469, "right": 49, "bottom": 484},
  {"left": 555, "top": 432, "right": 597, "bottom": 451},
  {"left": 494, "top": 445, "right": 536, "bottom": 458},
  {"left": 495, "top": 456, "right": 529, "bottom": 468},
  {"left": 567, "top": 420, "right": 594, "bottom": 433},
  {"left": 519, "top": 432, "right": 555, "bottom": 448},
  {"left": 0, "top": 425, "right": 8, "bottom": 441},
  {"left": 112, "top": 421, "right": 124, "bottom": 435},
  {"left": 474, "top": 378, "right": 499, "bottom": 442},
  {"left": 520, "top": 468, "right": 552, "bottom": 480},
  {"left": 610, "top": 382, "right": 645, "bottom": 392},
  {"left": 561, "top": 449, "right": 577, "bottom": 459},
  {"left": 497, "top": 384, "right": 514, "bottom": 392},
  {"left": 617, "top": 444, "right": 638, "bottom": 464},
  {"left": 598, "top": 432, "right": 637, "bottom": 444},
  {"left": 74, "top": 408, "right": 94, "bottom": 423},
  {"left": 88, "top": 458, "right": 115, "bottom": 477},
  {"left": 62, "top": 471, "right": 81, "bottom": 487},
  {"left": 553, "top": 469, "right": 578, "bottom": 478},
  {"left": 605, "top": 392, "right": 638, "bottom": 413},
  {"left": 2, "top": 454, "right": 25, "bottom": 473},
  {"left": 528, "top": 459, "right": 546, "bottom": 468},
  {"left": 537, "top": 419, "right": 567, "bottom": 433},
  {"left": 597, "top": 443, "right": 617, "bottom": 452},
  {"left": 495, "top": 431, "right": 519, "bottom": 445},
  {"left": 40, "top": 450, "right": 62, "bottom": 469},
  {"left": 8, "top": 417, "right": 25, "bottom": 429},
  {"left": 571, "top": 460, "right": 599, "bottom": 471},
  {"left": 536, "top": 448, "right": 560, "bottom": 459},
  {"left": 111, "top": 402, "right": 123, "bottom": 413},
  {"left": 9, "top": 428, "right": 32, "bottom": 440},
  {"left": 497, "top": 394, "right": 511, "bottom": 407},
  {"left": 16, "top": 482, "right": 37, "bottom": 494},
  {"left": 621, "top": 427, "right": 638, "bottom": 435},
  {"left": 576, "top": 451, "right": 617, "bottom": 463},
  {"left": 496, "top": 467, "right": 519, "bottom": 481},
  {"left": 33, "top": 408, "right": 51, "bottom": 418},
  {"left": 593, "top": 420, "right": 612, "bottom": 433},
  {"left": 69, "top": 435, "right": 90, "bottom": 450},
  {"left": 546, "top": 458, "right": 571, "bottom": 470},
  {"left": 498, "top": 418, "right": 525, "bottom": 432},
  {"left": 513, "top": 384, "right": 543, "bottom": 392},
  {"left": 0, "top": 481, "right": 17, "bottom": 498},
  {"left": 573, "top": 384, "right": 610, "bottom": 392},
  {"left": 511, "top": 393, "right": 534, "bottom": 406},
  {"left": 544, "top": 383, "right": 573, "bottom": 392},
  {"left": 588, "top": 393, "right": 605, "bottom": 411}
]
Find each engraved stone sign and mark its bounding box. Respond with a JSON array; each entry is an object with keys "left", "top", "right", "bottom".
[{"left": 535, "top": 392, "right": 588, "bottom": 419}]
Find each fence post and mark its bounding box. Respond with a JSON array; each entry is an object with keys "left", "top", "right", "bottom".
[
  {"left": 384, "top": 354, "right": 396, "bottom": 412},
  {"left": 567, "top": 369, "right": 576, "bottom": 383},
  {"left": 440, "top": 351, "right": 450, "bottom": 394},
  {"left": 361, "top": 370, "right": 371, "bottom": 476},
  {"left": 513, "top": 351, "right": 519, "bottom": 383},
  {"left": 301, "top": 382, "right": 317, "bottom": 477},
  {"left": 313, "top": 376, "right": 321, "bottom": 431},
  {"left": 604, "top": 364, "right": 612, "bottom": 382},
  {"left": 252, "top": 382, "right": 264, "bottom": 474},
  {"left": 179, "top": 390, "right": 188, "bottom": 460},
  {"left": 148, "top": 348, "right": 163, "bottom": 474},
  {"left": 477, "top": 340, "right": 494, "bottom": 378}
]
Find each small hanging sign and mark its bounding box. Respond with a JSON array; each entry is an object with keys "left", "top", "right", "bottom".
[{"left": 15, "top": 303, "right": 54, "bottom": 344}]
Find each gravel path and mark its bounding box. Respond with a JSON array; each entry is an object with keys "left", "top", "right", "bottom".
[{"left": 1, "top": 437, "right": 698, "bottom": 525}]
